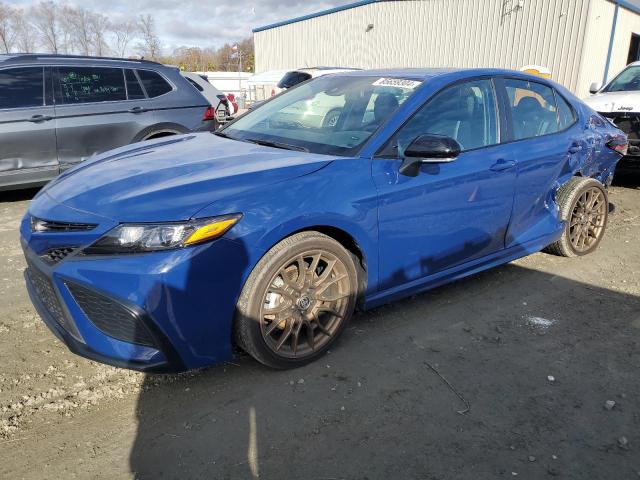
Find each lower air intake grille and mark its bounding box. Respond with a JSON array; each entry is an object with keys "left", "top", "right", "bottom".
[
  {"left": 27, "top": 261, "right": 81, "bottom": 340},
  {"left": 41, "top": 247, "right": 76, "bottom": 265},
  {"left": 65, "top": 281, "right": 156, "bottom": 348}
]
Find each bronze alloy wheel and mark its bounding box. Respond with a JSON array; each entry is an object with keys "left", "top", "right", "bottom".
[
  {"left": 259, "top": 249, "right": 351, "bottom": 359},
  {"left": 544, "top": 177, "right": 609, "bottom": 258},
  {"left": 568, "top": 186, "right": 607, "bottom": 253},
  {"left": 235, "top": 231, "right": 358, "bottom": 368}
]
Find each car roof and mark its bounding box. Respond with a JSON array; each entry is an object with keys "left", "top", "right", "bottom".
[
  {"left": 322, "top": 68, "right": 565, "bottom": 88},
  {"left": 0, "top": 53, "right": 162, "bottom": 67},
  {"left": 329, "top": 67, "right": 529, "bottom": 79}
]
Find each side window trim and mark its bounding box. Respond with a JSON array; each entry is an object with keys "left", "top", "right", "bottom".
[
  {"left": 552, "top": 88, "right": 578, "bottom": 131},
  {"left": 133, "top": 69, "right": 150, "bottom": 99},
  {"left": 494, "top": 77, "right": 514, "bottom": 144},
  {"left": 374, "top": 75, "right": 502, "bottom": 159}
]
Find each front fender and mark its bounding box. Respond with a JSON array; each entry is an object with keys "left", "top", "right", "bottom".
[{"left": 195, "top": 158, "right": 380, "bottom": 295}]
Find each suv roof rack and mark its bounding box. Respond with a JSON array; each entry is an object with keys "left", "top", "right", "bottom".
[{"left": 0, "top": 53, "right": 161, "bottom": 65}]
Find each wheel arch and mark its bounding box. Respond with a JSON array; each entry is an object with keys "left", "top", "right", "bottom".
[
  {"left": 132, "top": 122, "right": 190, "bottom": 143},
  {"left": 253, "top": 221, "right": 373, "bottom": 309}
]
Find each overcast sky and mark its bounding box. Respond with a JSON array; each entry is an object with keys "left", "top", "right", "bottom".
[{"left": 9, "top": 0, "right": 349, "bottom": 50}]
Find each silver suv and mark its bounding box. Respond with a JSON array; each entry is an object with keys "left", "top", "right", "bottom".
[{"left": 0, "top": 54, "right": 217, "bottom": 191}]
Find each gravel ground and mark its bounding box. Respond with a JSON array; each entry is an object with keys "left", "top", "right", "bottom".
[{"left": 0, "top": 180, "right": 638, "bottom": 479}]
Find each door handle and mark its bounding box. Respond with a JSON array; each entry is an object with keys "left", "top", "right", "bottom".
[
  {"left": 28, "top": 114, "right": 52, "bottom": 122},
  {"left": 128, "top": 106, "right": 147, "bottom": 113},
  {"left": 490, "top": 159, "right": 516, "bottom": 172}
]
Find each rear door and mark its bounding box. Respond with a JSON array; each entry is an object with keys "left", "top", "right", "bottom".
[
  {"left": 53, "top": 65, "right": 155, "bottom": 169},
  {"left": 0, "top": 66, "right": 58, "bottom": 188},
  {"left": 497, "top": 78, "right": 581, "bottom": 246}
]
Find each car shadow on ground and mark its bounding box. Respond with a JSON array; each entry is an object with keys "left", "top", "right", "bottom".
[{"left": 129, "top": 262, "right": 640, "bottom": 480}]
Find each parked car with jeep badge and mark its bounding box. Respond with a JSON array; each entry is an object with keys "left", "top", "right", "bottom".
[{"left": 585, "top": 62, "right": 640, "bottom": 172}]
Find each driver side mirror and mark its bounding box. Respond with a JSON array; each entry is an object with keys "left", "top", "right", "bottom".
[
  {"left": 589, "top": 81, "right": 603, "bottom": 94},
  {"left": 399, "top": 134, "right": 461, "bottom": 177}
]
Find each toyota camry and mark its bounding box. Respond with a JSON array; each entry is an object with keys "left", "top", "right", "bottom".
[{"left": 21, "top": 68, "right": 626, "bottom": 371}]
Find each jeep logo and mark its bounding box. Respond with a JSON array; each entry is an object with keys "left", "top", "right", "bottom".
[{"left": 618, "top": 106, "right": 634, "bottom": 111}]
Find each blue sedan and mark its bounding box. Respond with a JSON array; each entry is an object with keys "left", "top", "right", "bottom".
[{"left": 21, "top": 68, "right": 625, "bottom": 371}]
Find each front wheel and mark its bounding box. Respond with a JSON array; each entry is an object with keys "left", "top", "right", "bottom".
[
  {"left": 235, "top": 232, "right": 358, "bottom": 369},
  {"left": 544, "top": 177, "right": 609, "bottom": 257}
]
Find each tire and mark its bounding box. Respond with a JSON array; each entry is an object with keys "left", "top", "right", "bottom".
[
  {"left": 235, "top": 231, "right": 358, "bottom": 369},
  {"left": 544, "top": 177, "right": 609, "bottom": 257}
]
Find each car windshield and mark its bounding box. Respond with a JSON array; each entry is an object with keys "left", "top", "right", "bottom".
[
  {"left": 221, "top": 75, "right": 421, "bottom": 156},
  {"left": 604, "top": 66, "right": 640, "bottom": 92}
]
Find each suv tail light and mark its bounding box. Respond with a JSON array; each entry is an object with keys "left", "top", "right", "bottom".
[
  {"left": 607, "top": 135, "right": 628, "bottom": 155},
  {"left": 203, "top": 106, "right": 216, "bottom": 121}
]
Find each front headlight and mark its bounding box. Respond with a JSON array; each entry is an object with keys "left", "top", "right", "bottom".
[{"left": 83, "top": 214, "right": 242, "bottom": 254}]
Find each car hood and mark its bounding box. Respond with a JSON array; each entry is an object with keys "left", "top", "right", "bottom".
[
  {"left": 43, "top": 133, "right": 332, "bottom": 222},
  {"left": 583, "top": 91, "right": 640, "bottom": 113}
]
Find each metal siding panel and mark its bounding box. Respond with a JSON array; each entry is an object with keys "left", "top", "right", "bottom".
[{"left": 254, "top": 0, "right": 591, "bottom": 94}]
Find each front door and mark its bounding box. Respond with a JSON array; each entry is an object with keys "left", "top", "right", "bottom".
[
  {"left": 372, "top": 78, "right": 517, "bottom": 292},
  {"left": 0, "top": 66, "right": 58, "bottom": 188}
]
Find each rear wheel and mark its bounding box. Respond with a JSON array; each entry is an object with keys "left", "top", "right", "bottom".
[
  {"left": 235, "top": 232, "right": 358, "bottom": 369},
  {"left": 544, "top": 177, "right": 608, "bottom": 257}
]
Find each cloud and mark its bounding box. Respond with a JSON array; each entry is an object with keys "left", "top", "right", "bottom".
[{"left": 12, "top": 0, "right": 349, "bottom": 51}]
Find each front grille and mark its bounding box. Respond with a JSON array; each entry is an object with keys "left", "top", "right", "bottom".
[
  {"left": 40, "top": 247, "right": 76, "bottom": 265},
  {"left": 27, "top": 261, "right": 81, "bottom": 340},
  {"left": 31, "top": 217, "right": 97, "bottom": 233},
  {"left": 65, "top": 281, "right": 156, "bottom": 348}
]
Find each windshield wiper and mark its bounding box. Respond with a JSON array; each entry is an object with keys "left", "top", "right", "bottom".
[
  {"left": 244, "top": 138, "right": 309, "bottom": 153},
  {"left": 213, "top": 131, "right": 235, "bottom": 140}
]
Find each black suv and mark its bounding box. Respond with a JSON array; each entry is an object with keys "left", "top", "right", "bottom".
[{"left": 0, "top": 54, "right": 217, "bottom": 190}]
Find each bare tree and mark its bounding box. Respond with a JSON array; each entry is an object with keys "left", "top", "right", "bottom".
[
  {"left": 137, "top": 14, "right": 160, "bottom": 60},
  {"left": 14, "top": 10, "right": 37, "bottom": 53},
  {"left": 0, "top": 2, "right": 17, "bottom": 53},
  {"left": 32, "top": 1, "right": 62, "bottom": 54},
  {"left": 91, "top": 13, "right": 110, "bottom": 56},
  {"left": 65, "top": 6, "right": 92, "bottom": 55},
  {"left": 112, "top": 20, "right": 136, "bottom": 58}
]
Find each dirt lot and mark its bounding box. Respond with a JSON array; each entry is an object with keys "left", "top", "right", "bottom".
[{"left": 0, "top": 180, "right": 639, "bottom": 480}]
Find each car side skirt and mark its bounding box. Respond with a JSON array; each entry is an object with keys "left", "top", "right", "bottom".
[{"left": 364, "top": 229, "right": 562, "bottom": 310}]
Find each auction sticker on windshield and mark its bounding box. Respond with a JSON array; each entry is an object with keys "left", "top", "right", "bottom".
[{"left": 372, "top": 78, "right": 422, "bottom": 89}]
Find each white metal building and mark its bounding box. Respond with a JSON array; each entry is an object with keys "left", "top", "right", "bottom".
[{"left": 253, "top": 0, "right": 640, "bottom": 97}]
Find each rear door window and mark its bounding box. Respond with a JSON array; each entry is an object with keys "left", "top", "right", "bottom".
[
  {"left": 57, "top": 66, "right": 126, "bottom": 104},
  {"left": 136, "top": 70, "right": 172, "bottom": 98},
  {"left": 0, "top": 67, "right": 44, "bottom": 109},
  {"left": 125, "top": 69, "right": 146, "bottom": 100},
  {"left": 504, "top": 79, "right": 559, "bottom": 140}
]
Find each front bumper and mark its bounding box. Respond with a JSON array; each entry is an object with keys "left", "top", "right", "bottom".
[
  {"left": 21, "top": 197, "right": 248, "bottom": 372},
  {"left": 24, "top": 266, "right": 183, "bottom": 372}
]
